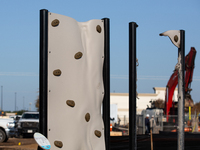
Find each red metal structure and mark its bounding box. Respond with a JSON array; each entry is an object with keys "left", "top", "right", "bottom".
[{"left": 165, "top": 47, "right": 197, "bottom": 117}]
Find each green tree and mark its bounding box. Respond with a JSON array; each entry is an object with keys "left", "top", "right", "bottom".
[
  {"left": 35, "top": 96, "right": 39, "bottom": 111},
  {"left": 14, "top": 110, "right": 26, "bottom": 115}
]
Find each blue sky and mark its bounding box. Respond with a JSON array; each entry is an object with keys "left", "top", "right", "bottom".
[{"left": 0, "top": 1, "right": 199, "bottom": 111}]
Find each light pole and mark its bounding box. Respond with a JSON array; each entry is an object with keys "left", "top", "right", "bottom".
[
  {"left": 23, "top": 97, "right": 25, "bottom": 110},
  {"left": 160, "top": 30, "right": 185, "bottom": 150},
  {"left": 29, "top": 102, "right": 32, "bottom": 111},
  {"left": 15, "top": 92, "right": 17, "bottom": 111},
  {"left": 1, "top": 86, "right": 3, "bottom": 111}
]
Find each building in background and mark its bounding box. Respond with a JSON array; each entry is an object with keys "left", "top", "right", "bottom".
[{"left": 110, "top": 87, "right": 178, "bottom": 125}]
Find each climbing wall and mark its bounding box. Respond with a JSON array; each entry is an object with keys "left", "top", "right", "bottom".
[{"left": 47, "top": 12, "right": 105, "bottom": 150}]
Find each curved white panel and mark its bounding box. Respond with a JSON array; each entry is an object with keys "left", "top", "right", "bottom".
[{"left": 48, "top": 12, "right": 105, "bottom": 150}]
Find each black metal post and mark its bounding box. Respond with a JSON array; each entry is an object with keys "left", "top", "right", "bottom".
[
  {"left": 102, "top": 18, "right": 110, "bottom": 150},
  {"left": 177, "top": 30, "right": 185, "bottom": 150},
  {"left": 129, "top": 22, "right": 138, "bottom": 150},
  {"left": 39, "top": 9, "right": 48, "bottom": 142}
]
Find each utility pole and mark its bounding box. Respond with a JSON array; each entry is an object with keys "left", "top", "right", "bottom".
[
  {"left": 15, "top": 92, "right": 17, "bottom": 111},
  {"left": 1, "top": 86, "right": 3, "bottom": 111},
  {"left": 29, "top": 102, "right": 32, "bottom": 111},
  {"left": 23, "top": 96, "right": 25, "bottom": 110}
]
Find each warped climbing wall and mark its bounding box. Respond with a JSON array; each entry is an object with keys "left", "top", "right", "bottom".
[{"left": 47, "top": 12, "right": 105, "bottom": 150}]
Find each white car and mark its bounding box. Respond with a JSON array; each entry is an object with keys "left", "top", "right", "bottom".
[
  {"left": 17, "top": 112, "right": 39, "bottom": 138},
  {"left": 0, "top": 118, "right": 15, "bottom": 142}
]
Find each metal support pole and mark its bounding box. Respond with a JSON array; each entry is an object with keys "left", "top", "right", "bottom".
[
  {"left": 129, "top": 22, "right": 138, "bottom": 150},
  {"left": 177, "top": 30, "right": 185, "bottom": 150},
  {"left": 102, "top": 18, "right": 110, "bottom": 150},
  {"left": 39, "top": 9, "right": 48, "bottom": 143}
]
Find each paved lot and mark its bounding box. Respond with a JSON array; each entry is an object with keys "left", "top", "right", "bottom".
[{"left": 0, "top": 138, "right": 38, "bottom": 150}]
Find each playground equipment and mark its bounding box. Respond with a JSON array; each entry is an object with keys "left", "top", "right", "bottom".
[
  {"left": 39, "top": 10, "right": 109, "bottom": 150},
  {"left": 39, "top": 9, "right": 140, "bottom": 150}
]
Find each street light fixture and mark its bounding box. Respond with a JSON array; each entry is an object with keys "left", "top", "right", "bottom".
[{"left": 160, "top": 30, "right": 185, "bottom": 150}]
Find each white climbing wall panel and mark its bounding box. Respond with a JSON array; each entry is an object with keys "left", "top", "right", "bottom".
[{"left": 48, "top": 12, "right": 105, "bottom": 150}]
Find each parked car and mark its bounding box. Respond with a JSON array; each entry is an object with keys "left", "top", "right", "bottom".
[
  {"left": 0, "top": 118, "right": 15, "bottom": 142},
  {"left": 17, "top": 112, "right": 39, "bottom": 138},
  {"left": 9, "top": 115, "right": 22, "bottom": 121}
]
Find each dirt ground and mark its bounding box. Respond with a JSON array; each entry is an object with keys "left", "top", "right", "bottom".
[{"left": 0, "top": 138, "right": 38, "bottom": 150}]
